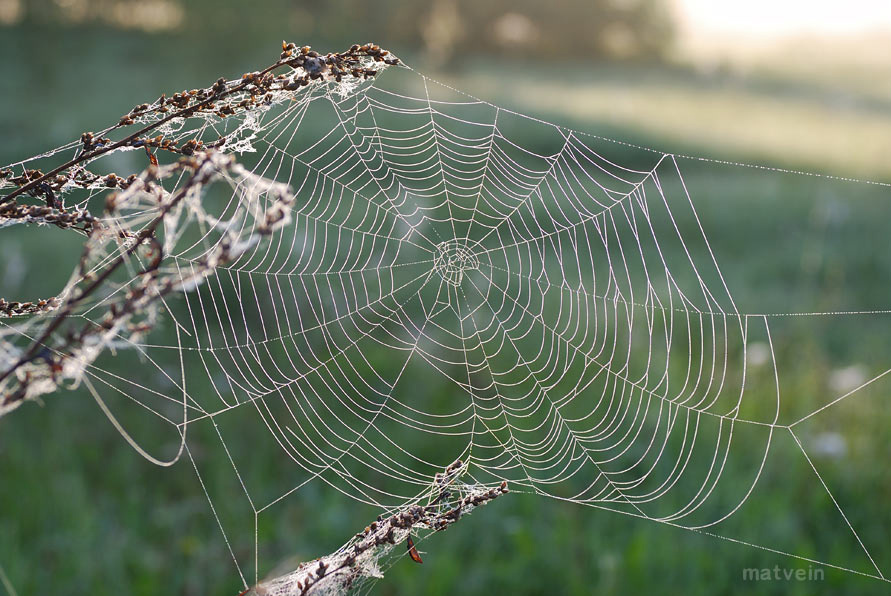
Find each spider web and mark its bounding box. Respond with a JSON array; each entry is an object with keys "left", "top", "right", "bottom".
[{"left": 2, "top": 53, "right": 890, "bottom": 592}]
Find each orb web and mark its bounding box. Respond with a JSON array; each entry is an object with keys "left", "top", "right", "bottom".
[{"left": 2, "top": 51, "right": 890, "bottom": 590}]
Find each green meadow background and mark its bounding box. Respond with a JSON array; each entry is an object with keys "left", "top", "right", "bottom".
[{"left": 1, "top": 2, "right": 890, "bottom": 595}]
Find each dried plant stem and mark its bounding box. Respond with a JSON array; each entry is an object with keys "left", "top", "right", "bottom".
[
  {"left": 0, "top": 41, "right": 397, "bottom": 411},
  {"left": 0, "top": 153, "right": 216, "bottom": 405},
  {"left": 242, "top": 460, "right": 508, "bottom": 596},
  {"left": 0, "top": 43, "right": 396, "bottom": 207}
]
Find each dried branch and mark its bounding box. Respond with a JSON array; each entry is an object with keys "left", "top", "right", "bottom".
[
  {"left": 0, "top": 42, "right": 397, "bottom": 207},
  {"left": 241, "top": 460, "right": 508, "bottom": 596},
  {"left": 0, "top": 200, "right": 97, "bottom": 234},
  {"left": 0, "top": 41, "right": 399, "bottom": 415},
  {"left": 0, "top": 150, "right": 298, "bottom": 414}
]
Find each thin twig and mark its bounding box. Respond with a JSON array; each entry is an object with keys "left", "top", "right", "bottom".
[{"left": 241, "top": 460, "right": 508, "bottom": 596}]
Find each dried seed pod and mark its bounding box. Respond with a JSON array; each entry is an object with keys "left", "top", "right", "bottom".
[{"left": 407, "top": 535, "right": 423, "bottom": 564}]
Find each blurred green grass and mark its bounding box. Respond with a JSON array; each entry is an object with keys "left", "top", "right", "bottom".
[{"left": 2, "top": 22, "right": 891, "bottom": 596}]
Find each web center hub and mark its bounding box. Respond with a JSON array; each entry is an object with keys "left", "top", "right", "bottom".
[{"left": 433, "top": 240, "right": 480, "bottom": 286}]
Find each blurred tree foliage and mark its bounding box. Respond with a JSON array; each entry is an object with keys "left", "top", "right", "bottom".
[{"left": 20, "top": 0, "right": 674, "bottom": 62}]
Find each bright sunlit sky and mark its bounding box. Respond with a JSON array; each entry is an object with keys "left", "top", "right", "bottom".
[{"left": 675, "top": 0, "right": 891, "bottom": 37}]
